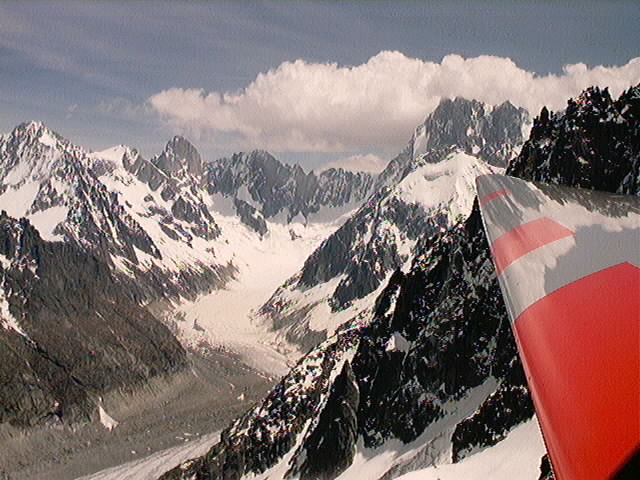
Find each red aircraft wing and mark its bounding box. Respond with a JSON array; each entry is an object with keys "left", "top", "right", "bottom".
[{"left": 476, "top": 174, "right": 639, "bottom": 480}]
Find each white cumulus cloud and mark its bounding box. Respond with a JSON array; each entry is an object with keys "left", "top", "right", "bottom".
[
  {"left": 148, "top": 51, "right": 640, "bottom": 153},
  {"left": 318, "top": 154, "right": 388, "bottom": 174}
]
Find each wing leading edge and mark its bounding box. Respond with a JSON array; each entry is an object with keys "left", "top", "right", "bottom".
[{"left": 476, "top": 174, "right": 639, "bottom": 480}]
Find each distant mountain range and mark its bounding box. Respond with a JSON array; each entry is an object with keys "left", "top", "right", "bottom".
[{"left": 0, "top": 119, "right": 375, "bottom": 429}]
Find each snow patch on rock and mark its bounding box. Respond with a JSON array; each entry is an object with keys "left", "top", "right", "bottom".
[{"left": 98, "top": 405, "right": 119, "bottom": 431}]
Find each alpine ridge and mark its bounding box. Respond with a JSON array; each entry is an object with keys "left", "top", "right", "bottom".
[
  {"left": 0, "top": 121, "right": 376, "bottom": 435},
  {"left": 161, "top": 84, "right": 639, "bottom": 480},
  {"left": 206, "top": 150, "right": 375, "bottom": 231},
  {"left": 258, "top": 98, "right": 528, "bottom": 352},
  {"left": 0, "top": 211, "right": 187, "bottom": 427}
]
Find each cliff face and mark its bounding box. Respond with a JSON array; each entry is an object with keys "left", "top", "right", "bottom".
[
  {"left": 509, "top": 84, "right": 640, "bottom": 194},
  {"left": 0, "top": 213, "right": 187, "bottom": 427}
]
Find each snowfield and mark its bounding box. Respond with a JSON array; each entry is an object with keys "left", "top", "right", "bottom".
[
  {"left": 173, "top": 211, "right": 352, "bottom": 376},
  {"left": 79, "top": 432, "right": 220, "bottom": 480},
  {"left": 393, "top": 151, "right": 497, "bottom": 223},
  {"left": 394, "top": 420, "right": 546, "bottom": 480}
]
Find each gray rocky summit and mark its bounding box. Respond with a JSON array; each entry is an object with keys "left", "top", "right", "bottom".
[
  {"left": 153, "top": 135, "right": 205, "bottom": 178},
  {"left": 205, "top": 150, "right": 375, "bottom": 226}
]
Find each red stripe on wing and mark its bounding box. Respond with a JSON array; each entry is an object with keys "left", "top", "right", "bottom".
[
  {"left": 479, "top": 189, "right": 510, "bottom": 206},
  {"left": 514, "top": 262, "right": 640, "bottom": 480},
  {"left": 491, "top": 217, "right": 574, "bottom": 275}
]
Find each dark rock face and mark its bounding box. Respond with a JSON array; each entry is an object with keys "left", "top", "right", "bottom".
[
  {"left": 160, "top": 330, "right": 360, "bottom": 480},
  {"left": 538, "top": 454, "right": 556, "bottom": 480},
  {"left": 297, "top": 191, "right": 444, "bottom": 309},
  {"left": 205, "top": 150, "right": 375, "bottom": 227},
  {"left": 450, "top": 361, "right": 533, "bottom": 462},
  {"left": 258, "top": 187, "right": 447, "bottom": 349},
  {"left": 372, "top": 145, "right": 414, "bottom": 192},
  {"left": 128, "top": 153, "right": 172, "bottom": 192},
  {"left": 0, "top": 213, "right": 186, "bottom": 427},
  {"left": 352, "top": 203, "right": 529, "bottom": 450},
  {"left": 508, "top": 84, "right": 640, "bottom": 194},
  {"left": 290, "top": 361, "right": 360, "bottom": 480},
  {"left": 233, "top": 198, "right": 268, "bottom": 237}
]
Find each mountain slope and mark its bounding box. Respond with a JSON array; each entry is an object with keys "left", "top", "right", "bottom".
[
  {"left": 0, "top": 212, "right": 186, "bottom": 427},
  {"left": 161, "top": 85, "right": 639, "bottom": 480},
  {"left": 258, "top": 98, "right": 528, "bottom": 352}
]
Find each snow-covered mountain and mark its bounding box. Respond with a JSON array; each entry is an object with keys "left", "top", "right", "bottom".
[
  {"left": 161, "top": 84, "right": 639, "bottom": 480},
  {"left": 0, "top": 122, "right": 375, "bottom": 435},
  {"left": 374, "top": 98, "right": 529, "bottom": 191},
  {"left": 0, "top": 123, "right": 234, "bottom": 303},
  {"left": 0, "top": 123, "right": 374, "bottom": 306},
  {"left": 0, "top": 122, "right": 159, "bottom": 255},
  {"left": 258, "top": 98, "right": 528, "bottom": 353}
]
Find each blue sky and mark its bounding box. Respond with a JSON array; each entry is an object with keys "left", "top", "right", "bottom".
[{"left": 1, "top": 1, "right": 638, "bottom": 171}]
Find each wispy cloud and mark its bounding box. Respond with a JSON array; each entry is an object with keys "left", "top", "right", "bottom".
[
  {"left": 65, "top": 104, "right": 78, "bottom": 119},
  {"left": 0, "top": 4, "right": 148, "bottom": 94},
  {"left": 148, "top": 52, "right": 640, "bottom": 153},
  {"left": 97, "top": 98, "right": 151, "bottom": 119}
]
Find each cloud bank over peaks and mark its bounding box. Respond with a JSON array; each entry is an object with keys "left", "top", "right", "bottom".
[
  {"left": 148, "top": 51, "right": 640, "bottom": 154},
  {"left": 318, "top": 153, "right": 388, "bottom": 174}
]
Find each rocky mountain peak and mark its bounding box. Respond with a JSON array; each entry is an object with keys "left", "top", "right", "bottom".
[
  {"left": 412, "top": 97, "right": 529, "bottom": 167},
  {"left": 206, "top": 150, "right": 375, "bottom": 227},
  {"left": 509, "top": 83, "right": 640, "bottom": 193},
  {"left": 4, "top": 121, "right": 61, "bottom": 152},
  {"left": 152, "top": 135, "right": 204, "bottom": 177},
  {"left": 375, "top": 97, "right": 528, "bottom": 192},
  {"left": 228, "top": 149, "right": 295, "bottom": 177},
  {"left": 0, "top": 121, "right": 87, "bottom": 190},
  {"left": 13, "top": 120, "right": 48, "bottom": 136}
]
